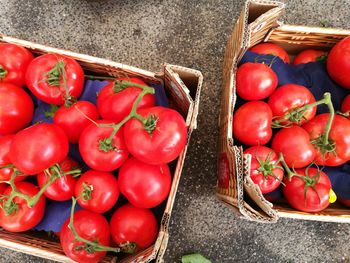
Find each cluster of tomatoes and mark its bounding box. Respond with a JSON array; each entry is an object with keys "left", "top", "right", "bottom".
[
  {"left": 233, "top": 38, "right": 350, "bottom": 213},
  {"left": 0, "top": 43, "right": 187, "bottom": 262}
]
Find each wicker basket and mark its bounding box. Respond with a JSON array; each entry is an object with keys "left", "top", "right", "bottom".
[
  {"left": 216, "top": 0, "right": 350, "bottom": 223},
  {"left": 0, "top": 35, "right": 203, "bottom": 262}
]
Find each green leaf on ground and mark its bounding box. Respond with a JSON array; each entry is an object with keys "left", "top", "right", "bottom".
[{"left": 181, "top": 253, "right": 212, "bottom": 263}]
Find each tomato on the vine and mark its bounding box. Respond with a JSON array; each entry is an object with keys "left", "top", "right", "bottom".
[
  {"left": 250, "top": 43, "right": 290, "bottom": 63},
  {"left": 272, "top": 125, "right": 315, "bottom": 168},
  {"left": 124, "top": 106, "right": 187, "bottom": 165},
  {"left": 0, "top": 43, "right": 34, "bottom": 87},
  {"left": 0, "top": 83, "right": 34, "bottom": 135},
  {"left": 283, "top": 168, "right": 332, "bottom": 212},
  {"left": 60, "top": 209, "right": 110, "bottom": 263},
  {"left": 302, "top": 114, "right": 350, "bottom": 166},
  {"left": 236, "top": 62, "right": 278, "bottom": 101},
  {"left": 54, "top": 101, "right": 99, "bottom": 143},
  {"left": 244, "top": 146, "right": 283, "bottom": 194},
  {"left": 293, "top": 49, "right": 327, "bottom": 65},
  {"left": 110, "top": 204, "right": 158, "bottom": 250},
  {"left": 75, "top": 170, "right": 119, "bottom": 213},
  {"left": 9, "top": 123, "right": 69, "bottom": 175},
  {"left": 0, "top": 182, "right": 46, "bottom": 232},
  {"left": 233, "top": 101, "right": 272, "bottom": 146},
  {"left": 37, "top": 157, "right": 79, "bottom": 201},
  {"left": 97, "top": 77, "right": 155, "bottom": 123},
  {"left": 119, "top": 157, "right": 171, "bottom": 208},
  {"left": 25, "top": 54, "right": 84, "bottom": 105},
  {"left": 268, "top": 84, "right": 316, "bottom": 126},
  {"left": 79, "top": 120, "right": 129, "bottom": 171}
]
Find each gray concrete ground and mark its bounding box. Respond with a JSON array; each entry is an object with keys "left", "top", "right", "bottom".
[{"left": 0, "top": 0, "right": 350, "bottom": 262}]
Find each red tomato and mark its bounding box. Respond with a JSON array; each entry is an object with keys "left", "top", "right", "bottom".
[
  {"left": 341, "top": 94, "right": 350, "bottom": 114},
  {"left": 0, "top": 83, "right": 34, "bottom": 135},
  {"left": 75, "top": 170, "right": 119, "bottom": 213},
  {"left": 303, "top": 114, "right": 350, "bottom": 166},
  {"left": 272, "top": 125, "right": 315, "bottom": 168},
  {"left": 233, "top": 101, "right": 272, "bottom": 146},
  {"left": 37, "top": 157, "right": 79, "bottom": 201},
  {"left": 250, "top": 43, "right": 290, "bottom": 63},
  {"left": 283, "top": 168, "right": 332, "bottom": 212},
  {"left": 119, "top": 158, "right": 171, "bottom": 208},
  {"left": 0, "top": 183, "right": 7, "bottom": 194},
  {"left": 327, "top": 36, "right": 350, "bottom": 89},
  {"left": 0, "top": 135, "right": 26, "bottom": 182},
  {"left": 268, "top": 84, "right": 316, "bottom": 126},
  {"left": 236, "top": 63, "right": 278, "bottom": 101},
  {"left": 54, "top": 101, "right": 99, "bottom": 143},
  {"left": 9, "top": 123, "right": 69, "bottom": 175},
  {"left": 60, "top": 209, "right": 110, "bottom": 263},
  {"left": 97, "top": 77, "right": 155, "bottom": 123},
  {"left": 124, "top": 106, "right": 187, "bottom": 165},
  {"left": 339, "top": 199, "right": 350, "bottom": 207},
  {"left": 79, "top": 120, "right": 129, "bottom": 171},
  {"left": 25, "top": 54, "right": 84, "bottom": 105},
  {"left": 293, "top": 49, "right": 327, "bottom": 65},
  {"left": 110, "top": 204, "right": 158, "bottom": 250},
  {"left": 0, "top": 182, "right": 46, "bottom": 232},
  {"left": 244, "top": 146, "right": 283, "bottom": 194},
  {"left": 0, "top": 43, "right": 34, "bottom": 87}
]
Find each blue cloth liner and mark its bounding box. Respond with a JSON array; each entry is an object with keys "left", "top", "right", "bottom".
[
  {"left": 323, "top": 163, "right": 350, "bottom": 200},
  {"left": 152, "top": 82, "right": 169, "bottom": 107},
  {"left": 34, "top": 200, "right": 82, "bottom": 233},
  {"left": 31, "top": 100, "right": 55, "bottom": 124},
  {"left": 78, "top": 80, "right": 109, "bottom": 105}
]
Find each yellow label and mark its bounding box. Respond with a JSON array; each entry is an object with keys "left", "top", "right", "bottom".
[{"left": 329, "top": 189, "right": 337, "bottom": 203}]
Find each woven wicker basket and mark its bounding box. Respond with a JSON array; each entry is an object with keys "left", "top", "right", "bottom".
[
  {"left": 0, "top": 35, "right": 203, "bottom": 262},
  {"left": 216, "top": 0, "right": 350, "bottom": 223}
]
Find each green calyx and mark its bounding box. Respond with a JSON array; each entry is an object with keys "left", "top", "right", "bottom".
[
  {"left": 0, "top": 65, "right": 8, "bottom": 79},
  {"left": 143, "top": 114, "right": 158, "bottom": 135},
  {"left": 98, "top": 138, "right": 115, "bottom": 152},
  {"left": 45, "top": 60, "right": 65, "bottom": 87},
  {"left": 81, "top": 183, "right": 93, "bottom": 201},
  {"left": 310, "top": 134, "right": 336, "bottom": 158},
  {"left": 300, "top": 167, "right": 322, "bottom": 204}
]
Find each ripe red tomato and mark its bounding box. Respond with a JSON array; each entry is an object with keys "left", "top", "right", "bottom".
[
  {"left": 250, "top": 43, "right": 290, "bottom": 63},
  {"left": 25, "top": 54, "right": 84, "bottom": 105},
  {"left": 110, "top": 204, "right": 158, "bottom": 250},
  {"left": 97, "top": 77, "right": 155, "bottom": 123},
  {"left": 283, "top": 168, "right": 332, "bottom": 212},
  {"left": 293, "top": 49, "right": 327, "bottom": 65},
  {"left": 60, "top": 209, "right": 110, "bottom": 263},
  {"left": 268, "top": 84, "right": 316, "bottom": 126},
  {"left": 124, "top": 106, "right": 187, "bottom": 165},
  {"left": 244, "top": 146, "right": 283, "bottom": 194},
  {"left": 75, "top": 170, "right": 119, "bottom": 213},
  {"left": 0, "top": 135, "right": 26, "bottom": 182},
  {"left": 79, "top": 120, "right": 129, "bottom": 171},
  {"left": 119, "top": 158, "right": 171, "bottom": 208},
  {"left": 233, "top": 101, "right": 272, "bottom": 146},
  {"left": 0, "top": 182, "right": 46, "bottom": 232},
  {"left": 0, "top": 183, "right": 7, "bottom": 194},
  {"left": 37, "top": 157, "right": 79, "bottom": 201},
  {"left": 341, "top": 94, "right": 350, "bottom": 114},
  {"left": 236, "top": 62, "right": 278, "bottom": 101},
  {"left": 327, "top": 36, "right": 350, "bottom": 89},
  {"left": 302, "top": 114, "right": 350, "bottom": 166},
  {"left": 0, "top": 83, "right": 34, "bottom": 135},
  {"left": 0, "top": 43, "right": 34, "bottom": 87},
  {"left": 9, "top": 123, "right": 69, "bottom": 175},
  {"left": 54, "top": 101, "right": 99, "bottom": 143},
  {"left": 272, "top": 125, "right": 315, "bottom": 168}
]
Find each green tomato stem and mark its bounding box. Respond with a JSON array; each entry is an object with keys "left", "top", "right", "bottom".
[
  {"left": 0, "top": 65, "right": 8, "bottom": 79},
  {"left": 84, "top": 74, "right": 116, "bottom": 80},
  {"left": 322, "top": 92, "right": 334, "bottom": 145},
  {"left": 68, "top": 197, "right": 121, "bottom": 253},
  {"left": 277, "top": 153, "right": 297, "bottom": 180}
]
